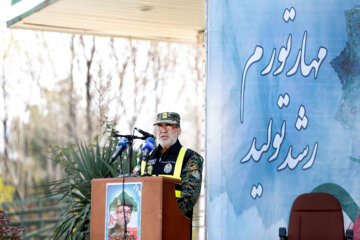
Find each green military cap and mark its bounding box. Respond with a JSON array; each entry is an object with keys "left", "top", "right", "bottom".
[
  {"left": 154, "top": 112, "right": 181, "bottom": 126},
  {"left": 117, "top": 199, "right": 134, "bottom": 210}
]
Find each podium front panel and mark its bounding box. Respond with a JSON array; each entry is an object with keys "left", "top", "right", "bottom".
[{"left": 90, "top": 177, "right": 190, "bottom": 240}]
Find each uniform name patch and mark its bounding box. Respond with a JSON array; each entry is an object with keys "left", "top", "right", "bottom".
[{"left": 148, "top": 159, "right": 156, "bottom": 165}]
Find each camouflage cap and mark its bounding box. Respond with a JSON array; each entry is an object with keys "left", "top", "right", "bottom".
[{"left": 154, "top": 112, "right": 181, "bottom": 126}]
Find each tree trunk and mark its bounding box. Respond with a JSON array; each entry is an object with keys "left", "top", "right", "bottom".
[
  {"left": 1, "top": 66, "right": 11, "bottom": 183},
  {"left": 68, "top": 35, "right": 77, "bottom": 142},
  {"left": 17, "top": 119, "right": 25, "bottom": 199},
  {"left": 81, "top": 36, "right": 95, "bottom": 143}
]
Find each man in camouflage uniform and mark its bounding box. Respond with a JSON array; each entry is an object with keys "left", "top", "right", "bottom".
[
  {"left": 108, "top": 199, "right": 137, "bottom": 240},
  {"left": 140, "top": 112, "right": 203, "bottom": 224}
]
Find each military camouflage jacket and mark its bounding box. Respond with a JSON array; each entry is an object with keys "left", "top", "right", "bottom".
[
  {"left": 141, "top": 140, "right": 203, "bottom": 219},
  {"left": 108, "top": 223, "right": 137, "bottom": 240}
]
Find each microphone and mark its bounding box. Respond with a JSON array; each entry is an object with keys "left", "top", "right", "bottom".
[
  {"left": 142, "top": 137, "right": 155, "bottom": 161},
  {"left": 141, "top": 137, "right": 155, "bottom": 175},
  {"left": 134, "top": 127, "right": 155, "bottom": 139},
  {"left": 109, "top": 138, "right": 128, "bottom": 164}
]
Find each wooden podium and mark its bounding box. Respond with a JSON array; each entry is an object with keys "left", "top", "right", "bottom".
[{"left": 90, "top": 176, "right": 190, "bottom": 240}]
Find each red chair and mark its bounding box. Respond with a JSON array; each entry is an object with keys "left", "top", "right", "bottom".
[{"left": 279, "top": 192, "right": 353, "bottom": 240}]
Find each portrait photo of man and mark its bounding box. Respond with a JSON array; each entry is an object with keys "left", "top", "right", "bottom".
[
  {"left": 105, "top": 183, "right": 142, "bottom": 240},
  {"left": 108, "top": 199, "right": 136, "bottom": 240}
]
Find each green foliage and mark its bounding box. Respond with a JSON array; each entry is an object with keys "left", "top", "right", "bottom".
[{"left": 45, "top": 137, "right": 140, "bottom": 239}]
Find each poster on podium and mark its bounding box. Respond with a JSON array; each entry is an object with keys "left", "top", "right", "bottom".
[{"left": 105, "top": 182, "right": 142, "bottom": 240}]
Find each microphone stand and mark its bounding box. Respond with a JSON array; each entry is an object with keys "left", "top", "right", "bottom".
[
  {"left": 111, "top": 131, "right": 147, "bottom": 238},
  {"left": 112, "top": 133, "right": 146, "bottom": 177}
]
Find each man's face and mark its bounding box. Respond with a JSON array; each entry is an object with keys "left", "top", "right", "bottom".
[
  {"left": 156, "top": 123, "right": 181, "bottom": 149},
  {"left": 116, "top": 205, "right": 132, "bottom": 226}
]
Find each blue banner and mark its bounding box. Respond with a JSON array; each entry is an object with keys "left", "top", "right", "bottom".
[{"left": 206, "top": 1, "right": 360, "bottom": 239}]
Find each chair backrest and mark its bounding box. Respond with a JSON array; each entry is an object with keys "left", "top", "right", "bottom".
[{"left": 288, "top": 193, "right": 345, "bottom": 240}]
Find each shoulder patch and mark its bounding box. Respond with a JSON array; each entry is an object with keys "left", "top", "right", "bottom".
[
  {"left": 188, "top": 163, "right": 199, "bottom": 171},
  {"left": 192, "top": 170, "right": 201, "bottom": 179}
]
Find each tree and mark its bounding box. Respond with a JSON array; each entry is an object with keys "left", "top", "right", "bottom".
[
  {"left": 66, "top": 35, "right": 78, "bottom": 141},
  {"left": 79, "top": 35, "right": 96, "bottom": 143},
  {"left": 0, "top": 29, "right": 22, "bottom": 198},
  {"left": 1, "top": 27, "right": 206, "bottom": 202}
]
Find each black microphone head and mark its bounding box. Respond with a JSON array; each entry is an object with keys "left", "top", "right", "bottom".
[{"left": 134, "top": 127, "right": 155, "bottom": 139}]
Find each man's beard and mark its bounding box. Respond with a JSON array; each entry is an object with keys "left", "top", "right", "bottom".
[{"left": 158, "top": 131, "right": 178, "bottom": 149}]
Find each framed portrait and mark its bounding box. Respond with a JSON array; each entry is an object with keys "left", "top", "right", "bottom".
[{"left": 105, "top": 182, "right": 142, "bottom": 240}]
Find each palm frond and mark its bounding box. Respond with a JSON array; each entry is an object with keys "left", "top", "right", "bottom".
[{"left": 43, "top": 140, "right": 139, "bottom": 239}]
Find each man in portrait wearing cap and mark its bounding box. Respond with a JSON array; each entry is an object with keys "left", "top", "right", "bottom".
[
  {"left": 108, "top": 199, "right": 137, "bottom": 240},
  {"left": 140, "top": 112, "right": 204, "bottom": 234}
]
